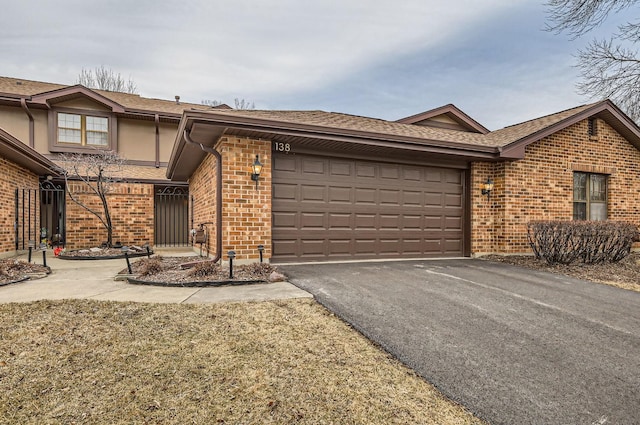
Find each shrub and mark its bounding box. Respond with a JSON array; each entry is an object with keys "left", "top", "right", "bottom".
[
  {"left": 188, "top": 261, "right": 220, "bottom": 278},
  {"left": 139, "top": 257, "right": 163, "bottom": 276},
  {"left": 527, "top": 221, "right": 638, "bottom": 265},
  {"left": 240, "top": 262, "right": 276, "bottom": 276}
]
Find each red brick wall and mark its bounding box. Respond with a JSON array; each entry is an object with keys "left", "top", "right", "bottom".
[
  {"left": 65, "top": 182, "right": 154, "bottom": 249},
  {"left": 189, "top": 136, "right": 272, "bottom": 261},
  {"left": 190, "top": 151, "right": 218, "bottom": 256},
  {"left": 0, "top": 158, "right": 39, "bottom": 255},
  {"left": 471, "top": 118, "right": 640, "bottom": 254}
]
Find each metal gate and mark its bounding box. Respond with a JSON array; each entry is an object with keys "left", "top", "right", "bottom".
[
  {"left": 154, "top": 186, "right": 189, "bottom": 246},
  {"left": 14, "top": 180, "right": 66, "bottom": 250},
  {"left": 14, "top": 188, "right": 38, "bottom": 250},
  {"left": 40, "top": 180, "right": 66, "bottom": 246}
]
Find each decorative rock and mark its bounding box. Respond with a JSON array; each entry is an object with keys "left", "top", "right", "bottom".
[
  {"left": 89, "top": 247, "right": 102, "bottom": 252},
  {"left": 269, "top": 271, "right": 286, "bottom": 282},
  {"left": 79, "top": 249, "right": 91, "bottom": 254}
]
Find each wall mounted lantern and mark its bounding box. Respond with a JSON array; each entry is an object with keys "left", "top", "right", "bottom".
[
  {"left": 481, "top": 178, "right": 494, "bottom": 200},
  {"left": 250, "top": 155, "right": 263, "bottom": 188}
]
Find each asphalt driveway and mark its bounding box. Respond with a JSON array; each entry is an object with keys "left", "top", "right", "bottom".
[{"left": 281, "top": 259, "right": 640, "bottom": 425}]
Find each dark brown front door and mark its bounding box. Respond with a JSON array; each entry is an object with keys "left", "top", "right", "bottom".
[{"left": 271, "top": 153, "right": 466, "bottom": 262}]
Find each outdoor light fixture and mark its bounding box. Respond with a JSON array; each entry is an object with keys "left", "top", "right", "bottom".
[
  {"left": 257, "top": 244, "right": 264, "bottom": 263},
  {"left": 481, "top": 178, "right": 494, "bottom": 200},
  {"left": 228, "top": 250, "right": 236, "bottom": 279},
  {"left": 250, "top": 155, "right": 263, "bottom": 188}
]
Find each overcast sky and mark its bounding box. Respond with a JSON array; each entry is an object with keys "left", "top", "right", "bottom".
[{"left": 0, "top": 0, "right": 634, "bottom": 130}]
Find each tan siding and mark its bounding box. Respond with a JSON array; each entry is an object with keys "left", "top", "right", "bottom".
[
  {"left": 158, "top": 122, "right": 178, "bottom": 163},
  {"left": 117, "top": 118, "right": 155, "bottom": 161},
  {"left": 54, "top": 98, "right": 111, "bottom": 111},
  {"left": 0, "top": 106, "right": 29, "bottom": 142}
]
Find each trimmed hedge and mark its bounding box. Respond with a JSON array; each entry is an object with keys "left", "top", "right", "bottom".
[{"left": 527, "top": 221, "right": 638, "bottom": 265}]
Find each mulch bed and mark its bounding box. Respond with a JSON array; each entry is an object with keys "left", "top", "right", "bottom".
[
  {"left": 58, "top": 247, "right": 152, "bottom": 260},
  {"left": 0, "top": 259, "right": 51, "bottom": 286},
  {"left": 122, "top": 256, "right": 284, "bottom": 287},
  {"left": 482, "top": 251, "right": 640, "bottom": 292}
]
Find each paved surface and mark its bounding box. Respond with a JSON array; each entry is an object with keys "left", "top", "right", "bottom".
[
  {"left": 282, "top": 259, "right": 640, "bottom": 425},
  {"left": 0, "top": 250, "right": 311, "bottom": 304}
]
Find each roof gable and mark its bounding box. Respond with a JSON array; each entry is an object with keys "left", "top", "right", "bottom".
[
  {"left": 488, "top": 100, "right": 640, "bottom": 158},
  {"left": 396, "top": 104, "right": 489, "bottom": 134},
  {"left": 30, "top": 85, "right": 126, "bottom": 112}
]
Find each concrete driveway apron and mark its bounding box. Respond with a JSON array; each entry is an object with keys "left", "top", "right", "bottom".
[{"left": 281, "top": 259, "right": 640, "bottom": 425}]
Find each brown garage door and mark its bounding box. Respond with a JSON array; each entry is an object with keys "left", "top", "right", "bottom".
[{"left": 272, "top": 153, "right": 465, "bottom": 262}]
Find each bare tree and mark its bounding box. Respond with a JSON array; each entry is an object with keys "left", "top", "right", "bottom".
[
  {"left": 201, "top": 99, "right": 224, "bottom": 107},
  {"left": 201, "top": 98, "right": 255, "bottom": 109},
  {"left": 234, "top": 98, "right": 255, "bottom": 110},
  {"left": 57, "top": 150, "right": 125, "bottom": 247},
  {"left": 546, "top": 0, "right": 640, "bottom": 120},
  {"left": 77, "top": 66, "right": 138, "bottom": 94}
]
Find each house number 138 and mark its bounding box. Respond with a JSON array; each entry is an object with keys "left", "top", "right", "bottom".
[{"left": 274, "top": 142, "right": 291, "bottom": 152}]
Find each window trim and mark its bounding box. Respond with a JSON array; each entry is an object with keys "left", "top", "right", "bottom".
[
  {"left": 573, "top": 171, "right": 608, "bottom": 221},
  {"left": 48, "top": 107, "right": 117, "bottom": 153}
]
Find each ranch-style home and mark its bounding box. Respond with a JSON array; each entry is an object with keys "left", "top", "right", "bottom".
[
  {"left": 0, "top": 75, "right": 639, "bottom": 262},
  {"left": 167, "top": 100, "right": 640, "bottom": 263}
]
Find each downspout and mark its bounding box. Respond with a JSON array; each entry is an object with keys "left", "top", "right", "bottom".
[
  {"left": 183, "top": 129, "right": 223, "bottom": 264},
  {"left": 154, "top": 114, "right": 160, "bottom": 168},
  {"left": 20, "top": 98, "right": 35, "bottom": 148}
]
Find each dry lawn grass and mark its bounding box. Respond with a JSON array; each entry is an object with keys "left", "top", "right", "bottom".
[{"left": 0, "top": 299, "right": 484, "bottom": 425}]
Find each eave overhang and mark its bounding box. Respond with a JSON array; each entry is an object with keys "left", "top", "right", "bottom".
[
  {"left": 167, "top": 110, "right": 500, "bottom": 181},
  {"left": 0, "top": 128, "right": 60, "bottom": 176},
  {"left": 498, "top": 100, "right": 640, "bottom": 159}
]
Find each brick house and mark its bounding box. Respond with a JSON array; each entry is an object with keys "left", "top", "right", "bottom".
[
  {"left": 167, "top": 100, "right": 640, "bottom": 263},
  {"left": 1, "top": 75, "right": 638, "bottom": 262},
  {"left": 0, "top": 76, "right": 223, "bottom": 251}
]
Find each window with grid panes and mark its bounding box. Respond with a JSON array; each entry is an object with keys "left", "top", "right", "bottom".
[
  {"left": 573, "top": 172, "right": 607, "bottom": 220},
  {"left": 57, "top": 112, "right": 108, "bottom": 146}
]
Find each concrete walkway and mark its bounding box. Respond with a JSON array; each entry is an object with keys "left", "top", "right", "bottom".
[{"left": 0, "top": 249, "right": 311, "bottom": 304}]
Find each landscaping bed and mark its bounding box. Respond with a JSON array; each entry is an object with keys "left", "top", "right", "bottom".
[
  {"left": 122, "top": 256, "right": 286, "bottom": 286},
  {"left": 58, "top": 246, "right": 152, "bottom": 260},
  {"left": 0, "top": 259, "right": 50, "bottom": 286},
  {"left": 483, "top": 251, "right": 640, "bottom": 292}
]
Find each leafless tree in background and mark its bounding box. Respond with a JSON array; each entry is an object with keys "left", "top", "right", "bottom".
[
  {"left": 202, "top": 98, "right": 255, "bottom": 109},
  {"left": 57, "top": 150, "right": 125, "bottom": 247},
  {"left": 77, "top": 66, "right": 138, "bottom": 94},
  {"left": 546, "top": 0, "right": 640, "bottom": 120}
]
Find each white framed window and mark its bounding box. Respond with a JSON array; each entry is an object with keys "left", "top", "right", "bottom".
[{"left": 57, "top": 112, "right": 108, "bottom": 147}]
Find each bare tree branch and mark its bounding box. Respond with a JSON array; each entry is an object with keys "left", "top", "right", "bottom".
[
  {"left": 56, "top": 150, "right": 124, "bottom": 247},
  {"left": 546, "top": 0, "right": 640, "bottom": 121},
  {"left": 545, "top": 0, "right": 637, "bottom": 37},
  {"left": 576, "top": 38, "right": 640, "bottom": 120},
  {"left": 77, "top": 66, "right": 138, "bottom": 94}
]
